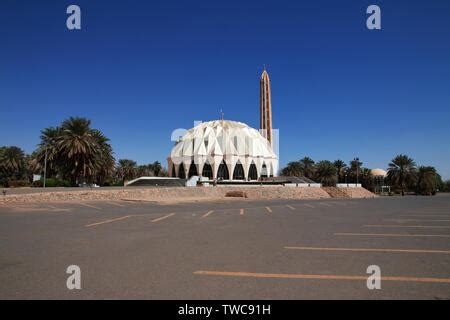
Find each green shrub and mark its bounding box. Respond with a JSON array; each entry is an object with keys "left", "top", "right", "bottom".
[{"left": 42, "top": 178, "right": 71, "bottom": 187}]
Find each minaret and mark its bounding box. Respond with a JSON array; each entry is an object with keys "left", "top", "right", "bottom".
[{"left": 260, "top": 66, "right": 273, "bottom": 146}]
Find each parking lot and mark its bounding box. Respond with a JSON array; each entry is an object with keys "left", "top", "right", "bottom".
[{"left": 1, "top": 194, "right": 450, "bottom": 299}]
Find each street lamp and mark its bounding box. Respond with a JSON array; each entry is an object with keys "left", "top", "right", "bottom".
[
  {"left": 43, "top": 148, "right": 48, "bottom": 188},
  {"left": 354, "top": 157, "right": 359, "bottom": 186}
]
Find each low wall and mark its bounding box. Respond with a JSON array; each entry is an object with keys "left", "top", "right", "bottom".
[{"left": 1, "top": 186, "right": 331, "bottom": 203}]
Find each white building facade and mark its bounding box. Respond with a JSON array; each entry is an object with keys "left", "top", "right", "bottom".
[{"left": 168, "top": 120, "right": 278, "bottom": 180}]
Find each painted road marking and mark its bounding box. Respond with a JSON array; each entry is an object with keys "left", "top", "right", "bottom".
[
  {"left": 286, "top": 205, "right": 296, "bottom": 210},
  {"left": 385, "top": 219, "right": 450, "bottom": 222},
  {"left": 304, "top": 204, "right": 315, "bottom": 208},
  {"left": 202, "top": 210, "right": 214, "bottom": 218},
  {"left": 46, "top": 205, "right": 70, "bottom": 212},
  {"left": 335, "top": 232, "right": 450, "bottom": 238},
  {"left": 85, "top": 215, "right": 132, "bottom": 227},
  {"left": 193, "top": 270, "right": 450, "bottom": 284},
  {"left": 151, "top": 213, "right": 175, "bottom": 223},
  {"left": 284, "top": 246, "right": 450, "bottom": 254},
  {"left": 401, "top": 215, "right": 450, "bottom": 217},
  {"left": 107, "top": 202, "right": 125, "bottom": 207},
  {"left": 365, "top": 224, "right": 450, "bottom": 229},
  {"left": 240, "top": 208, "right": 245, "bottom": 215},
  {"left": 79, "top": 203, "right": 102, "bottom": 210},
  {"left": 319, "top": 202, "right": 332, "bottom": 207},
  {"left": 265, "top": 207, "right": 272, "bottom": 213}
]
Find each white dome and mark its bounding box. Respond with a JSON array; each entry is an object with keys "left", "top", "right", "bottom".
[
  {"left": 371, "top": 168, "right": 387, "bottom": 177},
  {"left": 168, "top": 120, "right": 278, "bottom": 180}
]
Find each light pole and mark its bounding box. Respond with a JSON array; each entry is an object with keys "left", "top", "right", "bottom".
[
  {"left": 43, "top": 148, "right": 48, "bottom": 188},
  {"left": 354, "top": 157, "right": 359, "bottom": 186}
]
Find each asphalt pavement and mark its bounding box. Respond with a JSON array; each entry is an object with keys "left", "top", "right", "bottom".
[{"left": 1, "top": 195, "right": 449, "bottom": 299}]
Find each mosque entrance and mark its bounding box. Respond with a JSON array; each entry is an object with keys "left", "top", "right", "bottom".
[
  {"left": 248, "top": 163, "right": 258, "bottom": 180},
  {"left": 233, "top": 161, "right": 245, "bottom": 180},
  {"left": 217, "top": 160, "right": 230, "bottom": 180},
  {"left": 202, "top": 163, "right": 213, "bottom": 179}
]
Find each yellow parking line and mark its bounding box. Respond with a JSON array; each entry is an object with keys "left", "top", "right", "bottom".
[
  {"left": 108, "top": 202, "right": 124, "bottom": 207},
  {"left": 202, "top": 210, "right": 214, "bottom": 218},
  {"left": 304, "top": 204, "right": 315, "bottom": 208},
  {"left": 85, "top": 215, "right": 132, "bottom": 227},
  {"left": 284, "top": 246, "right": 450, "bottom": 254},
  {"left": 193, "top": 270, "right": 450, "bottom": 284},
  {"left": 365, "top": 224, "right": 450, "bottom": 229},
  {"left": 319, "top": 202, "right": 332, "bottom": 207},
  {"left": 401, "top": 215, "right": 450, "bottom": 218},
  {"left": 151, "top": 213, "right": 175, "bottom": 223},
  {"left": 335, "top": 232, "right": 450, "bottom": 238},
  {"left": 265, "top": 207, "right": 272, "bottom": 213},
  {"left": 286, "top": 205, "right": 295, "bottom": 210},
  {"left": 240, "top": 208, "right": 245, "bottom": 215},
  {"left": 79, "top": 203, "right": 102, "bottom": 210},
  {"left": 385, "top": 219, "right": 450, "bottom": 222}
]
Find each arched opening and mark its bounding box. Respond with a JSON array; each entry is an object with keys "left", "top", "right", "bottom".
[
  {"left": 233, "top": 161, "right": 245, "bottom": 180},
  {"left": 248, "top": 162, "right": 258, "bottom": 180},
  {"left": 178, "top": 163, "right": 186, "bottom": 179},
  {"left": 188, "top": 161, "right": 198, "bottom": 178},
  {"left": 261, "top": 163, "right": 268, "bottom": 178},
  {"left": 217, "top": 160, "right": 229, "bottom": 180},
  {"left": 171, "top": 164, "right": 176, "bottom": 178},
  {"left": 202, "top": 162, "right": 213, "bottom": 179}
]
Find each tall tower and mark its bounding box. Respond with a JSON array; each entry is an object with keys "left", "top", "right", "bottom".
[{"left": 260, "top": 67, "right": 273, "bottom": 146}]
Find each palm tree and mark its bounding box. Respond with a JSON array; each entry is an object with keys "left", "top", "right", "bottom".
[
  {"left": 300, "top": 157, "right": 315, "bottom": 179},
  {"left": 137, "top": 165, "right": 151, "bottom": 177},
  {"left": 360, "top": 168, "right": 373, "bottom": 189},
  {"left": 30, "top": 117, "right": 114, "bottom": 186},
  {"left": 91, "top": 129, "right": 115, "bottom": 185},
  {"left": 416, "top": 166, "right": 437, "bottom": 195},
  {"left": 387, "top": 154, "right": 417, "bottom": 196},
  {"left": 333, "top": 159, "right": 346, "bottom": 183},
  {"left": 116, "top": 159, "right": 137, "bottom": 185},
  {"left": 314, "top": 160, "right": 337, "bottom": 186},
  {"left": 349, "top": 158, "right": 363, "bottom": 183},
  {"left": 29, "top": 127, "right": 61, "bottom": 175},
  {"left": 280, "top": 161, "right": 303, "bottom": 177},
  {"left": 0, "top": 146, "right": 26, "bottom": 179},
  {"left": 151, "top": 161, "right": 163, "bottom": 176}
]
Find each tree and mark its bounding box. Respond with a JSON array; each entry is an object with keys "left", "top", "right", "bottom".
[
  {"left": 151, "top": 161, "right": 163, "bottom": 176},
  {"left": 0, "top": 146, "right": 28, "bottom": 186},
  {"left": 280, "top": 161, "right": 303, "bottom": 177},
  {"left": 300, "top": 157, "right": 315, "bottom": 179},
  {"left": 348, "top": 158, "right": 363, "bottom": 183},
  {"left": 29, "top": 117, "right": 115, "bottom": 186},
  {"left": 91, "top": 129, "right": 115, "bottom": 186},
  {"left": 387, "top": 154, "right": 417, "bottom": 196},
  {"left": 116, "top": 159, "right": 137, "bottom": 184},
  {"left": 416, "top": 166, "right": 438, "bottom": 195},
  {"left": 0, "top": 146, "right": 25, "bottom": 177},
  {"left": 360, "top": 167, "right": 373, "bottom": 189},
  {"left": 314, "top": 160, "right": 337, "bottom": 186},
  {"left": 333, "top": 159, "right": 347, "bottom": 183}
]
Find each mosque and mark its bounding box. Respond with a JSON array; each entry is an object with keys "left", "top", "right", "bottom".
[{"left": 167, "top": 68, "right": 279, "bottom": 181}]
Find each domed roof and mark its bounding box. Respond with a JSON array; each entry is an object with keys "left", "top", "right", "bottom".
[
  {"left": 371, "top": 168, "right": 387, "bottom": 177},
  {"left": 170, "top": 120, "right": 277, "bottom": 161}
]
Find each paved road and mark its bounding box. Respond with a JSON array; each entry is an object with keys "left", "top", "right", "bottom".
[{"left": 1, "top": 195, "right": 450, "bottom": 299}]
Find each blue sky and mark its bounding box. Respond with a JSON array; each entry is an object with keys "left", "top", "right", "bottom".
[{"left": 1, "top": 0, "right": 450, "bottom": 178}]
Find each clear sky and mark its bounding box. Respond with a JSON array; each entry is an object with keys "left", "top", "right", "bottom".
[{"left": 1, "top": 0, "right": 449, "bottom": 178}]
